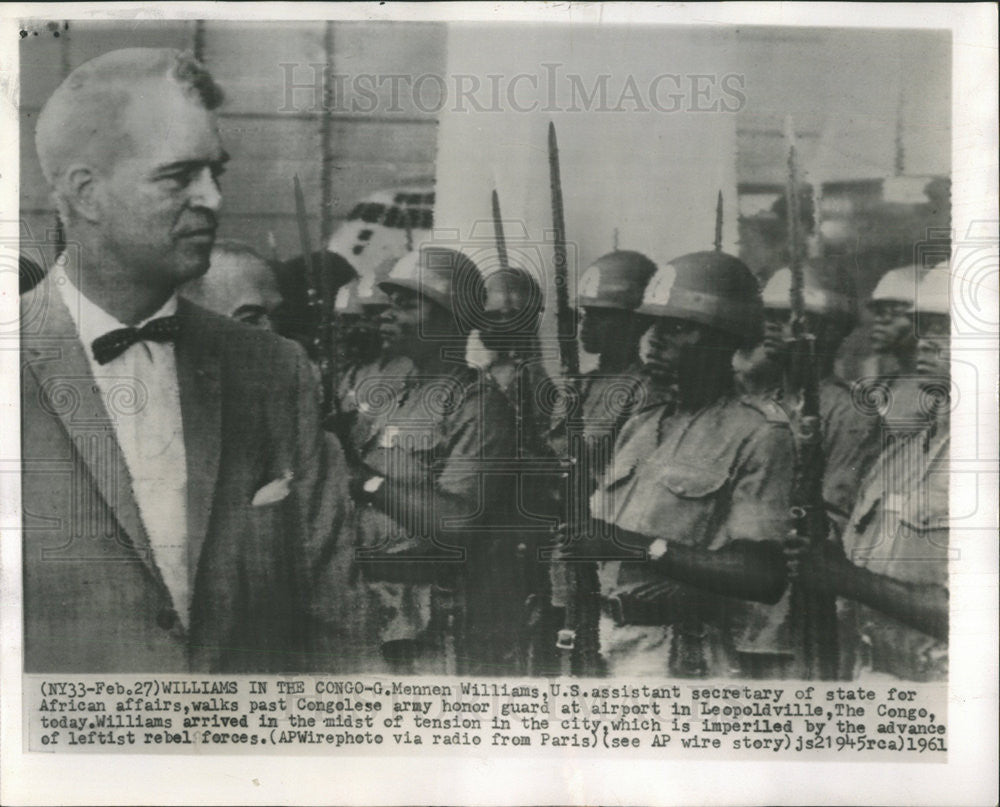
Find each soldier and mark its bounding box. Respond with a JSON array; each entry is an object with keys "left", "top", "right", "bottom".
[
  {"left": 580, "top": 251, "right": 794, "bottom": 678},
  {"left": 471, "top": 264, "right": 571, "bottom": 674},
  {"left": 546, "top": 250, "right": 658, "bottom": 676},
  {"left": 331, "top": 277, "right": 371, "bottom": 371},
  {"left": 732, "top": 261, "right": 882, "bottom": 678},
  {"left": 789, "top": 265, "right": 950, "bottom": 682},
  {"left": 331, "top": 258, "right": 417, "bottom": 443},
  {"left": 748, "top": 261, "right": 882, "bottom": 531},
  {"left": 348, "top": 246, "right": 534, "bottom": 675},
  {"left": 471, "top": 265, "right": 552, "bottom": 451},
  {"left": 270, "top": 249, "right": 356, "bottom": 358},
  {"left": 271, "top": 185, "right": 433, "bottom": 361},
  {"left": 569, "top": 250, "right": 659, "bottom": 482},
  {"left": 864, "top": 264, "right": 926, "bottom": 428},
  {"left": 327, "top": 258, "right": 420, "bottom": 673}
]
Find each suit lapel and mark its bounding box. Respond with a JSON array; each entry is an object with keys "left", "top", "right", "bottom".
[
  {"left": 21, "top": 278, "right": 168, "bottom": 593},
  {"left": 174, "top": 299, "right": 222, "bottom": 585}
]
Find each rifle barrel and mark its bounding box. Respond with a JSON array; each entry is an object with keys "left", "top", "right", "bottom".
[{"left": 714, "top": 190, "right": 724, "bottom": 252}]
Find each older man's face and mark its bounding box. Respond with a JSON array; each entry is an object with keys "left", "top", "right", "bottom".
[
  {"left": 96, "top": 81, "right": 227, "bottom": 290},
  {"left": 200, "top": 250, "right": 282, "bottom": 329}
]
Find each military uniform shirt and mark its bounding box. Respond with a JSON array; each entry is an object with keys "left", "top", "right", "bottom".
[
  {"left": 337, "top": 355, "right": 417, "bottom": 455},
  {"left": 354, "top": 365, "right": 521, "bottom": 672},
  {"left": 733, "top": 375, "right": 884, "bottom": 668},
  {"left": 840, "top": 418, "right": 949, "bottom": 681},
  {"left": 818, "top": 376, "right": 883, "bottom": 528},
  {"left": 743, "top": 375, "right": 881, "bottom": 530},
  {"left": 591, "top": 394, "right": 795, "bottom": 677},
  {"left": 575, "top": 363, "right": 650, "bottom": 482}
]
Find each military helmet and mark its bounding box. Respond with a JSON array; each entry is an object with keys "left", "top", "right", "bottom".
[
  {"left": 577, "top": 250, "right": 658, "bottom": 311},
  {"left": 481, "top": 265, "right": 544, "bottom": 332},
  {"left": 637, "top": 250, "right": 763, "bottom": 338},
  {"left": 379, "top": 246, "right": 484, "bottom": 320},
  {"left": 914, "top": 263, "right": 950, "bottom": 316},
  {"left": 761, "top": 261, "right": 856, "bottom": 321},
  {"left": 868, "top": 265, "right": 922, "bottom": 309},
  {"left": 335, "top": 254, "right": 399, "bottom": 313}
]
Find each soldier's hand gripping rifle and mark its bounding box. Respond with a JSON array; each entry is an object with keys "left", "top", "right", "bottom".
[
  {"left": 783, "top": 119, "right": 838, "bottom": 680},
  {"left": 547, "top": 122, "right": 602, "bottom": 676},
  {"left": 293, "top": 175, "right": 340, "bottom": 418}
]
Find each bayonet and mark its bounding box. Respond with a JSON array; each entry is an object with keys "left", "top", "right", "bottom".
[
  {"left": 548, "top": 121, "right": 580, "bottom": 381},
  {"left": 491, "top": 188, "right": 511, "bottom": 273}
]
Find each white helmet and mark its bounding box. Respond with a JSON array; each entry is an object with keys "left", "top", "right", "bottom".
[
  {"left": 867, "top": 265, "right": 921, "bottom": 309},
  {"left": 760, "top": 264, "right": 855, "bottom": 319},
  {"left": 914, "top": 263, "right": 950, "bottom": 316}
]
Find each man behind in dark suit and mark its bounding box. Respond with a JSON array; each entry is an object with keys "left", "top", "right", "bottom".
[{"left": 22, "top": 48, "right": 349, "bottom": 673}]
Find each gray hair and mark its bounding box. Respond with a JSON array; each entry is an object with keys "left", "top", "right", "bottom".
[{"left": 35, "top": 48, "right": 224, "bottom": 187}]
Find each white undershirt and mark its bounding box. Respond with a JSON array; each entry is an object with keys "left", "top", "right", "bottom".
[{"left": 53, "top": 264, "right": 191, "bottom": 628}]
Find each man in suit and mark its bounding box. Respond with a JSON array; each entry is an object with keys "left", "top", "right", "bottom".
[{"left": 22, "top": 48, "right": 348, "bottom": 673}]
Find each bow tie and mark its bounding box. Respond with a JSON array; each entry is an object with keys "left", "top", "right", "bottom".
[{"left": 91, "top": 316, "right": 182, "bottom": 365}]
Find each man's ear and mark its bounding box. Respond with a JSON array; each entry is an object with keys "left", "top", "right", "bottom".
[{"left": 61, "top": 164, "right": 101, "bottom": 223}]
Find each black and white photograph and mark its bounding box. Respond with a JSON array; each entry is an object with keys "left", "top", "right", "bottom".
[{"left": 2, "top": 3, "right": 996, "bottom": 805}]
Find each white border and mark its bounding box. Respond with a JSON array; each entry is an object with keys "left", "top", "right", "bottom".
[{"left": 2, "top": 4, "right": 997, "bottom": 805}]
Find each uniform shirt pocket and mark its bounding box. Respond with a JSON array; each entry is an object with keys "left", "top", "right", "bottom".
[{"left": 640, "top": 462, "right": 730, "bottom": 548}]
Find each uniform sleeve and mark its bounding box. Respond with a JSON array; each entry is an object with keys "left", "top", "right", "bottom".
[
  {"left": 436, "top": 382, "right": 518, "bottom": 504},
  {"left": 722, "top": 422, "right": 795, "bottom": 546},
  {"left": 288, "top": 343, "right": 353, "bottom": 611},
  {"left": 822, "top": 398, "right": 882, "bottom": 531}
]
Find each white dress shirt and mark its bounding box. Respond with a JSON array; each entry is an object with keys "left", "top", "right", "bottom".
[{"left": 53, "top": 264, "right": 191, "bottom": 628}]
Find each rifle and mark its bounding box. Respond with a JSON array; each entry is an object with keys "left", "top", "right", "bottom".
[
  {"left": 547, "top": 122, "right": 601, "bottom": 676},
  {"left": 714, "top": 190, "right": 724, "bottom": 253},
  {"left": 293, "top": 175, "right": 338, "bottom": 416},
  {"left": 784, "top": 118, "right": 838, "bottom": 680},
  {"left": 548, "top": 123, "right": 581, "bottom": 380}
]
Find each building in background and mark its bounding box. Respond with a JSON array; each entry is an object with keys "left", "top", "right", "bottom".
[{"left": 19, "top": 21, "right": 950, "bottom": 383}]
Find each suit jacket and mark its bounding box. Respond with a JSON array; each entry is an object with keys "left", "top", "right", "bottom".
[{"left": 21, "top": 277, "right": 349, "bottom": 673}]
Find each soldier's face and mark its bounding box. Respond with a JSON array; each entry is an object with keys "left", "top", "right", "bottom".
[
  {"left": 643, "top": 317, "right": 711, "bottom": 385},
  {"left": 868, "top": 301, "right": 915, "bottom": 355},
  {"left": 380, "top": 288, "right": 451, "bottom": 361},
  {"left": 93, "top": 83, "right": 227, "bottom": 290},
  {"left": 915, "top": 313, "right": 950, "bottom": 377},
  {"left": 580, "top": 307, "right": 626, "bottom": 354}
]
